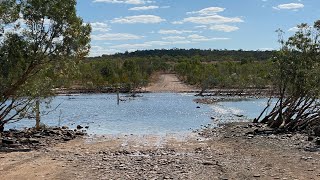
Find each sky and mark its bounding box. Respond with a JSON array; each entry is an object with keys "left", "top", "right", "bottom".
[{"left": 75, "top": 0, "right": 320, "bottom": 57}]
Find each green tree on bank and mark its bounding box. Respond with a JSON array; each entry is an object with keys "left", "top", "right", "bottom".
[
  {"left": 0, "top": 0, "right": 91, "bottom": 131},
  {"left": 255, "top": 21, "right": 320, "bottom": 132}
]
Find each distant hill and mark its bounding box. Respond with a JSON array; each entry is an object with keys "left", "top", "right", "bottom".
[{"left": 88, "top": 48, "right": 275, "bottom": 62}]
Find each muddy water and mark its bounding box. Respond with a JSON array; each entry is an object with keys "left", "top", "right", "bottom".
[{"left": 6, "top": 93, "right": 270, "bottom": 135}]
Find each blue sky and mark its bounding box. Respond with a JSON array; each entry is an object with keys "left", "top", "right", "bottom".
[{"left": 76, "top": 0, "right": 320, "bottom": 57}]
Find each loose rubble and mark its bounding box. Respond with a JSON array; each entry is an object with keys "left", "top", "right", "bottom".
[
  {"left": 0, "top": 126, "right": 86, "bottom": 152},
  {"left": 1, "top": 123, "right": 320, "bottom": 179}
]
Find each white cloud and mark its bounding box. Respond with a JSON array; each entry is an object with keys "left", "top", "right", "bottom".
[
  {"left": 158, "top": 29, "right": 196, "bottom": 34},
  {"left": 194, "top": 25, "right": 207, "bottom": 29},
  {"left": 273, "top": 3, "right": 304, "bottom": 10},
  {"left": 129, "top": 6, "right": 159, "bottom": 11},
  {"left": 162, "top": 36, "right": 186, "bottom": 41},
  {"left": 89, "top": 46, "right": 119, "bottom": 56},
  {"left": 161, "top": 6, "right": 170, "bottom": 9},
  {"left": 111, "top": 15, "right": 166, "bottom": 24},
  {"left": 288, "top": 27, "right": 299, "bottom": 32},
  {"left": 90, "top": 22, "right": 111, "bottom": 32},
  {"left": 171, "top": 21, "right": 184, "bottom": 25},
  {"left": 93, "top": 0, "right": 153, "bottom": 5},
  {"left": 258, "top": 48, "right": 274, "bottom": 51},
  {"left": 209, "top": 24, "right": 239, "bottom": 32},
  {"left": 91, "top": 33, "right": 142, "bottom": 40},
  {"left": 110, "top": 43, "right": 151, "bottom": 49},
  {"left": 187, "top": 7, "right": 225, "bottom": 16},
  {"left": 181, "top": 15, "right": 243, "bottom": 24},
  {"left": 109, "top": 40, "right": 192, "bottom": 50},
  {"left": 188, "top": 34, "right": 230, "bottom": 41}
]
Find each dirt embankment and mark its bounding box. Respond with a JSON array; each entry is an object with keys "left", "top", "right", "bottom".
[{"left": 1, "top": 123, "right": 320, "bottom": 180}]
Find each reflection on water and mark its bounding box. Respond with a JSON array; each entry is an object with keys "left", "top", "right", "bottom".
[{"left": 6, "top": 93, "right": 271, "bottom": 135}]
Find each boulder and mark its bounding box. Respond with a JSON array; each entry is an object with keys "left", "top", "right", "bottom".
[{"left": 313, "top": 126, "right": 320, "bottom": 137}]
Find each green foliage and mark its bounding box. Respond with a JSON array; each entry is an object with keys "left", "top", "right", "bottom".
[
  {"left": 103, "top": 48, "right": 274, "bottom": 62},
  {"left": 0, "top": 0, "right": 91, "bottom": 128},
  {"left": 273, "top": 24, "right": 320, "bottom": 97},
  {"left": 75, "top": 57, "right": 171, "bottom": 91},
  {"left": 175, "top": 60, "right": 272, "bottom": 90},
  {"left": 257, "top": 20, "right": 320, "bottom": 131}
]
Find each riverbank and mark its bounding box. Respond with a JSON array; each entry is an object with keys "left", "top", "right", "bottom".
[
  {"left": 54, "top": 73, "right": 273, "bottom": 96},
  {"left": 1, "top": 122, "right": 319, "bottom": 179}
]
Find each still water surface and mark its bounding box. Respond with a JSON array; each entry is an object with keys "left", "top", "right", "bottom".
[{"left": 7, "top": 93, "right": 269, "bottom": 135}]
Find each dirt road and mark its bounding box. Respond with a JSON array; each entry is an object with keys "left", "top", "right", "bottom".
[
  {"left": 145, "top": 73, "right": 198, "bottom": 92},
  {"left": 1, "top": 124, "right": 320, "bottom": 180}
]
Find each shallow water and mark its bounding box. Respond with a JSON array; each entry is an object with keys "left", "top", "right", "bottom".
[{"left": 6, "top": 93, "right": 270, "bottom": 135}]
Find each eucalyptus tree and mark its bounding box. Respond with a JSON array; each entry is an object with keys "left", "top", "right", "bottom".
[
  {"left": 0, "top": 0, "right": 91, "bottom": 131},
  {"left": 255, "top": 21, "right": 320, "bottom": 132}
]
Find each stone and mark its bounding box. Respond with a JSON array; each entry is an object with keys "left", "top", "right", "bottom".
[
  {"left": 66, "top": 131, "right": 74, "bottom": 137},
  {"left": 202, "top": 161, "right": 215, "bottom": 166},
  {"left": 1, "top": 138, "right": 16, "bottom": 144},
  {"left": 33, "top": 133, "right": 43, "bottom": 138},
  {"left": 19, "top": 137, "right": 29, "bottom": 143},
  {"left": 313, "top": 126, "right": 320, "bottom": 137},
  {"left": 75, "top": 131, "right": 85, "bottom": 136},
  {"left": 307, "top": 136, "right": 314, "bottom": 141},
  {"left": 315, "top": 137, "right": 320, "bottom": 145},
  {"left": 77, "top": 125, "right": 83, "bottom": 129},
  {"left": 28, "top": 138, "right": 40, "bottom": 143},
  {"left": 63, "top": 137, "right": 73, "bottom": 141}
]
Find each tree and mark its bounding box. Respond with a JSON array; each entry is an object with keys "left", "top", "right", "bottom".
[
  {"left": 255, "top": 21, "right": 320, "bottom": 132},
  {"left": 0, "top": 0, "right": 91, "bottom": 131}
]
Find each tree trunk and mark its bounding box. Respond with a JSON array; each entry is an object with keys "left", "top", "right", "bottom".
[
  {"left": 0, "top": 124, "right": 4, "bottom": 133},
  {"left": 117, "top": 89, "right": 120, "bottom": 105},
  {"left": 35, "top": 99, "right": 41, "bottom": 130}
]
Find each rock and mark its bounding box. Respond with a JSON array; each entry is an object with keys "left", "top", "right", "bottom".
[
  {"left": 1, "top": 138, "right": 16, "bottom": 144},
  {"left": 33, "top": 133, "right": 43, "bottom": 138},
  {"left": 269, "top": 135, "right": 277, "bottom": 139},
  {"left": 19, "top": 137, "right": 29, "bottom": 143},
  {"left": 62, "top": 126, "right": 69, "bottom": 129},
  {"left": 85, "top": 126, "right": 89, "bottom": 129},
  {"left": 66, "top": 131, "right": 75, "bottom": 137},
  {"left": 63, "top": 137, "right": 73, "bottom": 141},
  {"left": 313, "top": 126, "right": 320, "bottom": 136},
  {"left": 76, "top": 125, "right": 83, "bottom": 129},
  {"left": 202, "top": 161, "right": 215, "bottom": 166},
  {"left": 253, "top": 174, "right": 261, "bottom": 178},
  {"left": 234, "top": 114, "right": 244, "bottom": 117},
  {"left": 28, "top": 138, "right": 40, "bottom": 143},
  {"left": 75, "top": 131, "right": 85, "bottom": 136},
  {"left": 315, "top": 138, "right": 320, "bottom": 145},
  {"left": 196, "top": 106, "right": 200, "bottom": 108},
  {"left": 307, "top": 136, "right": 314, "bottom": 141}
]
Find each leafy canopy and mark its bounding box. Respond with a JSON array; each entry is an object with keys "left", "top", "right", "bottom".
[{"left": 0, "top": 0, "right": 91, "bottom": 128}]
